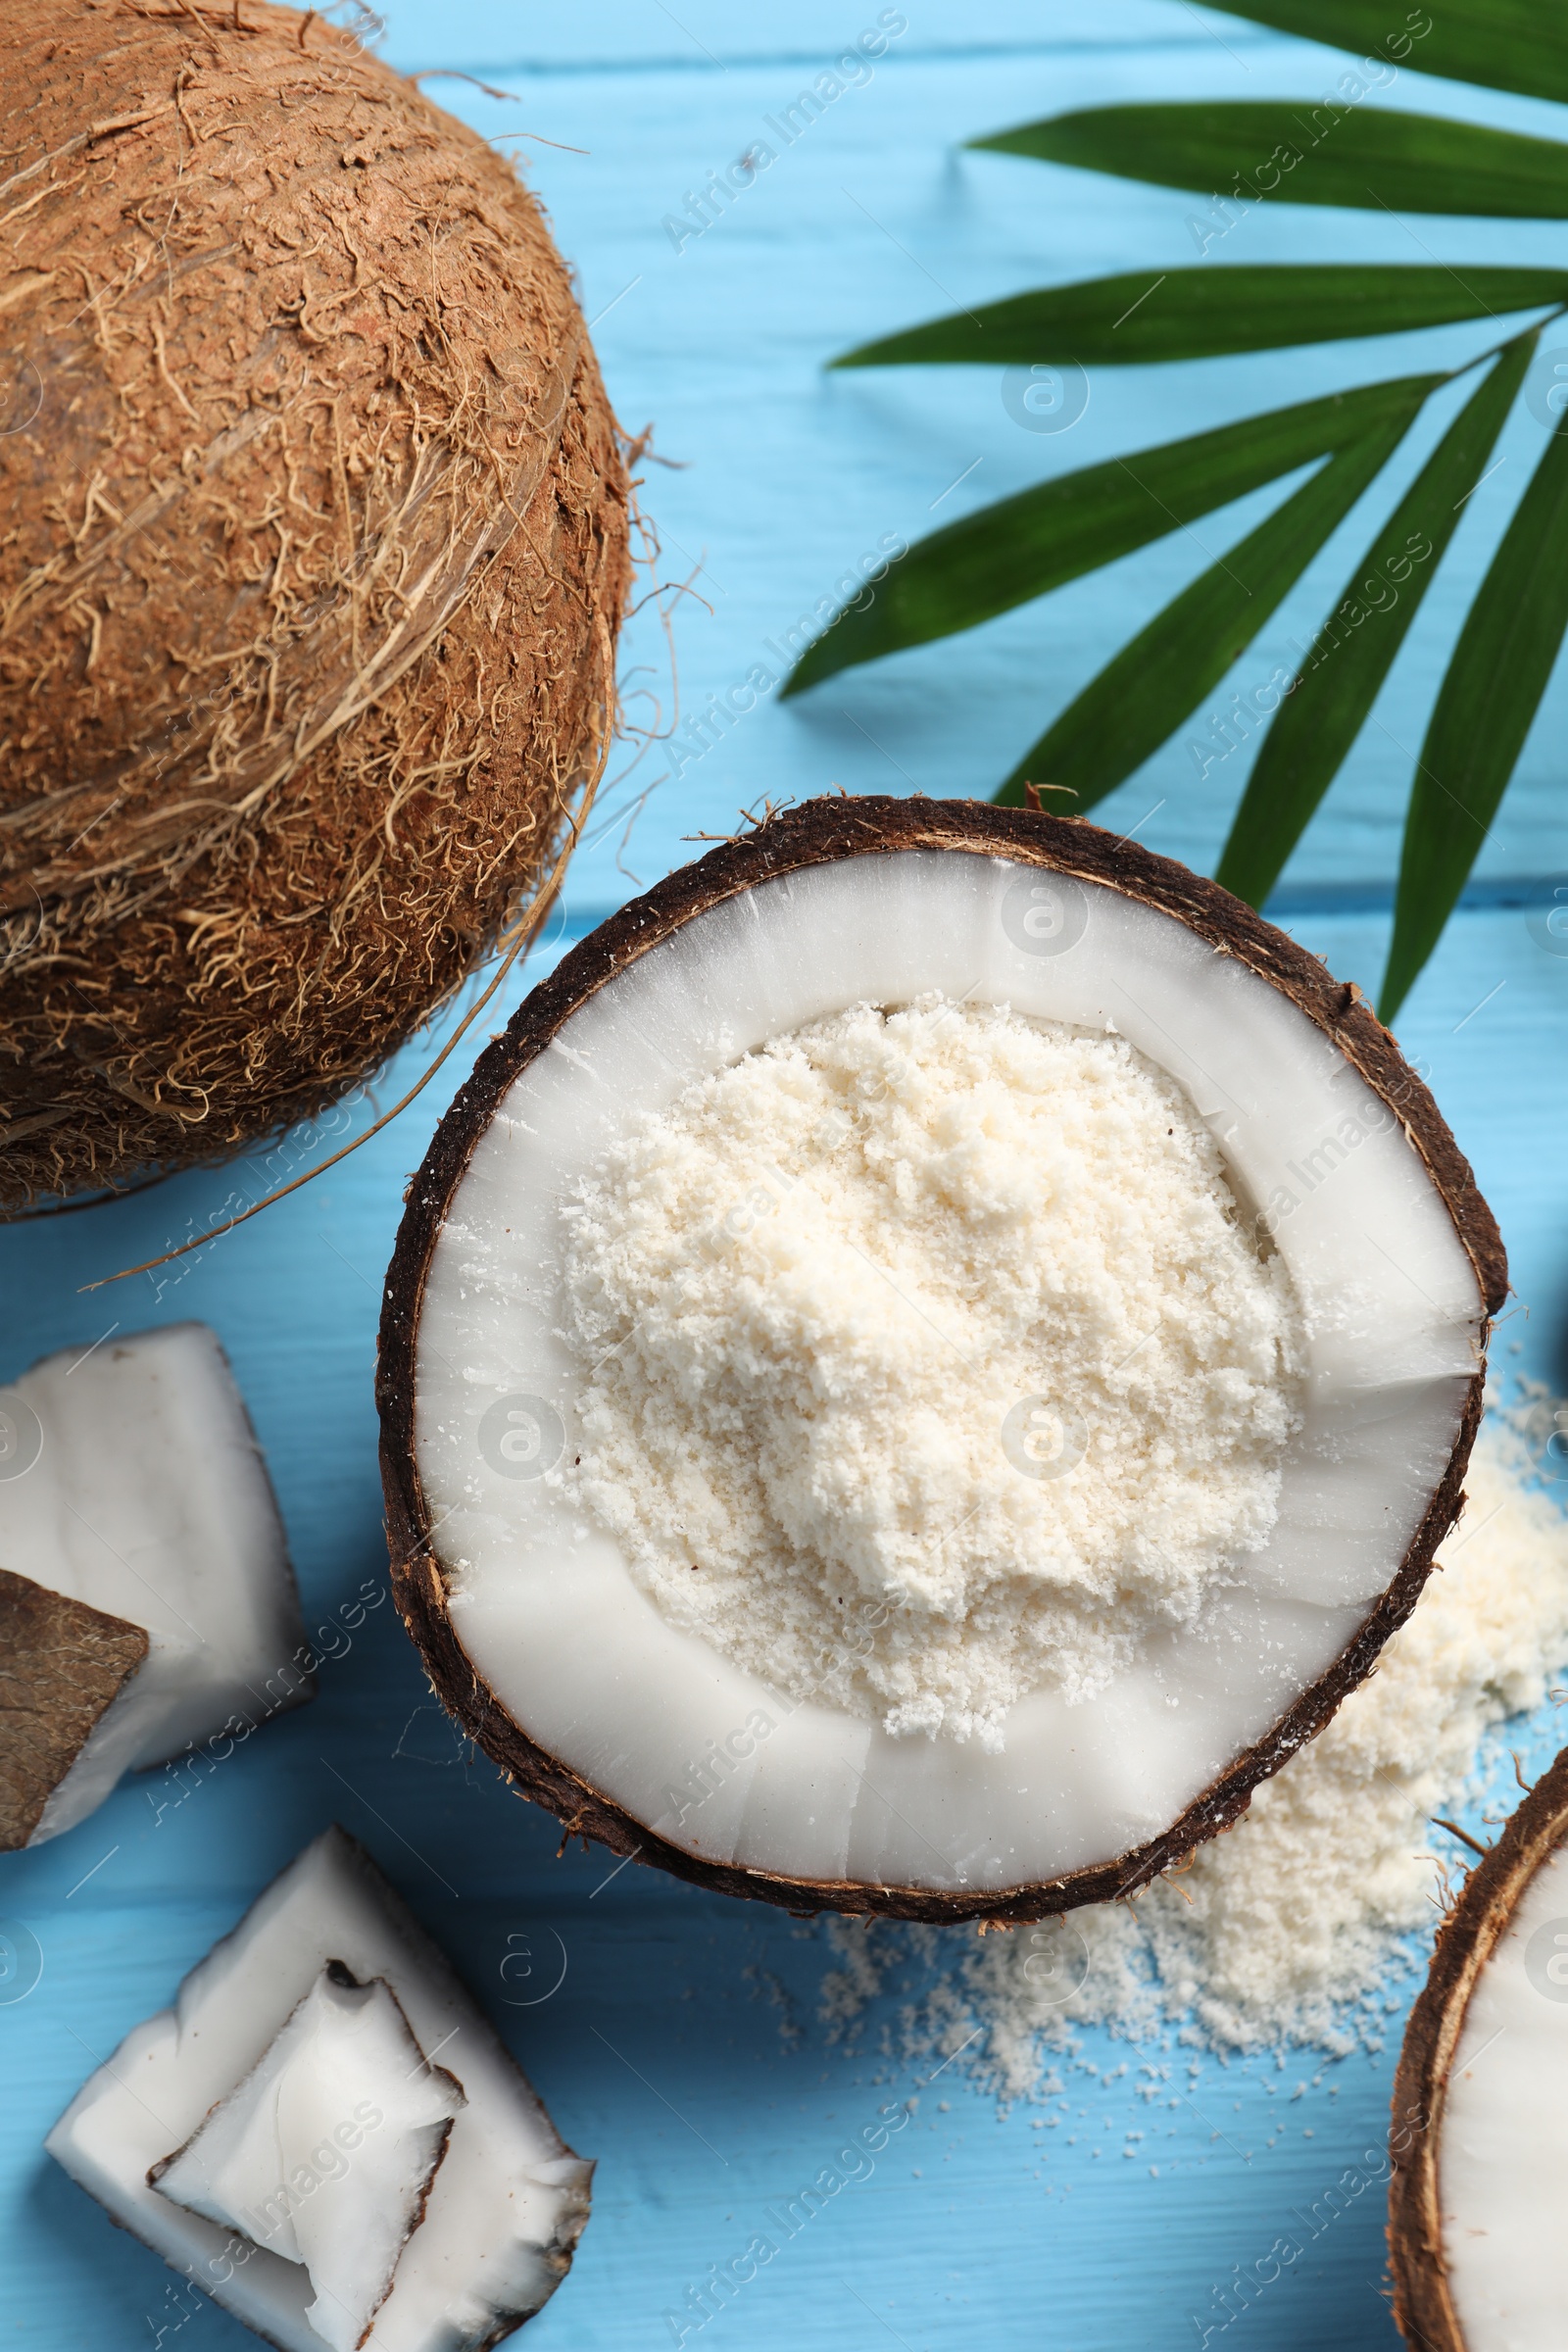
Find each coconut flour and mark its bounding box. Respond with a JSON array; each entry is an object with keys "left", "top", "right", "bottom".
[
  {"left": 815, "top": 1400, "right": 1568, "bottom": 2082},
  {"left": 559, "top": 995, "right": 1302, "bottom": 1748}
]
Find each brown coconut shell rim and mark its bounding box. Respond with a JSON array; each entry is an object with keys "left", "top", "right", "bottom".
[
  {"left": 377, "top": 795, "right": 1506, "bottom": 1926},
  {"left": 1388, "top": 1740, "right": 1568, "bottom": 2350}
]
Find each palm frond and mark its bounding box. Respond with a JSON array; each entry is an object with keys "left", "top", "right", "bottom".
[
  {"left": 835, "top": 266, "right": 1568, "bottom": 368},
  {"left": 1385, "top": 417, "right": 1568, "bottom": 1017},
  {"left": 973, "top": 104, "right": 1568, "bottom": 218},
  {"left": 789, "top": 10, "right": 1568, "bottom": 1010},
  {"left": 1219, "top": 1, "right": 1568, "bottom": 111},
  {"left": 995, "top": 401, "right": 1422, "bottom": 809},
  {"left": 782, "top": 374, "right": 1441, "bottom": 695},
  {"left": 1217, "top": 335, "right": 1537, "bottom": 910}
]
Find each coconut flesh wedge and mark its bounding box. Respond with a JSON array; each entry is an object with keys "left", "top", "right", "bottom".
[
  {"left": 379, "top": 799, "right": 1504, "bottom": 1922},
  {"left": 0, "top": 1323, "right": 309, "bottom": 1846},
  {"left": 47, "top": 1826, "right": 591, "bottom": 2352},
  {"left": 1390, "top": 1743, "right": 1568, "bottom": 2351},
  {"left": 152, "top": 1964, "right": 466, "bottom": 2352}
]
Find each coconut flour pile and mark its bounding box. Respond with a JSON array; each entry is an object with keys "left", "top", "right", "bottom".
[
  {"left": 558, "top": 995, "right": 1302, "bottom": 1748},
  {"left": 816, "top": 1400, "right": 1568, "bottom": 2082}
]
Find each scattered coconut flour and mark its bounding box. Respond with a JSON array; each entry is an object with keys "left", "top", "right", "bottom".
[
  {"left": 815, "top": 1396, "right": 1568, "bottom": 2086},
  {"left": 557, "top": 994, "right": 1303, "bottom": 1748}
]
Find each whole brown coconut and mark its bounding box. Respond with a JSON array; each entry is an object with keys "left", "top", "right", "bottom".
[{"left": 0, "top": 0, "right": 629, "bottom": 1208}]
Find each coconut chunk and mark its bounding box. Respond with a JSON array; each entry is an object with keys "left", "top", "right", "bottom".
[
  {"left": 0, "top": 1322, "right": 310, "bottom": 1845},
  {"left": 0, "top": 1569, "right": 149, "bottom": 1848},
  {"left": 154, "top": 1964, "right": 466, "bottom": 2352},
  {"left": 382, "top": 798, "right": 1500, "bottom": 1922},
  {"left": 47, "top": 1826, "right": 592, "bottom": 2352}
]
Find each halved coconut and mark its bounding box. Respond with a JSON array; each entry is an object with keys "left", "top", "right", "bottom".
[
  {"left": 0, "top": 1323, "right": 310, "bottom": 1845},
  {"left": 378, "top": 797, "right": 1503, "bottom": 1923},
  {"left": 47, "top": 1825, "right": 591, "bottom": 2351},
  {"left": 1390, "top": 1744, "right": 1568, "bottom": 2350}
]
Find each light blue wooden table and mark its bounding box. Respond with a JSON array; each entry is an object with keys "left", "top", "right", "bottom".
[{"left": 6, "top": 8, "right": 1568, "bottom": 2348}]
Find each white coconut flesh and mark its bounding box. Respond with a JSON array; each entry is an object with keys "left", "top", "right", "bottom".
[
  {"left": 46, "top": 1826, "right": 591, "bottom": 2352},
  {"left": 1437, "top": 1843, "right": 1568, "bottom": 2348},
  {"left": 0, "top": 1323, "right": 308, "bottom": 1842},
  {"left": 414, "top": 849, "right": 1485, "bottom": 1897},
  {"left": 153, "top": 1965, "right": 466, "bottom": 2352}
]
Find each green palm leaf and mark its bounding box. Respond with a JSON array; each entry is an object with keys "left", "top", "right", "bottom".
[
  {"left": 834, "top": 266, "right": 1568, "bottom": 369},
  {"left": 995, "top": 400, "right": 1422, "bottom": 809},
  {"left": 800, "top": 16, "right": 1568, "bottom": 1009},
  {"left": 1221, "top": 1, "right": 1568, "bottom": 112},
  {"left": 973, "top": 104, "right": 1568, "bottom": 219},
  {"left": 782, "top": 372, "right": 1442, "bottom": 697},
  {"left": 1217, "top": 335, "right": 1538, "bottom": 908},
  {"left": 1382, "top": 419, "right": 1568, "bottom": 1019}
]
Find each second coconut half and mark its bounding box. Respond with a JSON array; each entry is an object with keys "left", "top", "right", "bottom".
[{"left": 377, "top": 798, "right": 1502, "bottom": 1922}]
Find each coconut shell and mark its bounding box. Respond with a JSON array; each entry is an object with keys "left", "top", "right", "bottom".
[
  {"left": 1388, "top": 1741, "right": 1568, "bottom": 2349},
  {"left": 0, "top": 0, "right": 629, "bottom": 1208},
  {"left": 378, "top": 796, "right": 1505, "bottom": 1924},
  {"left": 0, "top": 1563, "right": 149, "bottom": 1848}
]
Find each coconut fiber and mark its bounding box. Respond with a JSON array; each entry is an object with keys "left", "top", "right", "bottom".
[{"left": 0, "top": 0, "right": 630, "bottom": 1205}]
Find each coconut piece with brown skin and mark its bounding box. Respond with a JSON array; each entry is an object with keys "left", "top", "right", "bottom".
[
  {"left": 0, "top": 1321, "right": 309, "bottom": 1846},
  {"left": 0, "top": 1567, "right": 149, "bottom": 1847},
  {"left": 377, "top": 795, "right": 1504, "bottom": 1926},
  {"left": 1390, "top": 1742, "right": 1568, "bottom": 2351},
  {"left": 0, "top": 0, "right": 629, "bottom": 1209}
]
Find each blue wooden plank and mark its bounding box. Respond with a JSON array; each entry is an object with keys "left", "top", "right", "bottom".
[
  {"left": 374, "top": 2, "right": 1257, "bottom": 74},
  {"left": 5, "top": 9, "right": 1568, "bottom": 2352}
]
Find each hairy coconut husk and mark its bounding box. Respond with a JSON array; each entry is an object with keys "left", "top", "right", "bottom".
[
  {"left": 0, "top": 0, "right": 630, "bottom": 1208},
  {"left": 378, "top": 796, "right": 1505, "bottom": 1925},
  {"left": 1388, "top": 1742, "right": 1568, "bottom": 2350}
]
